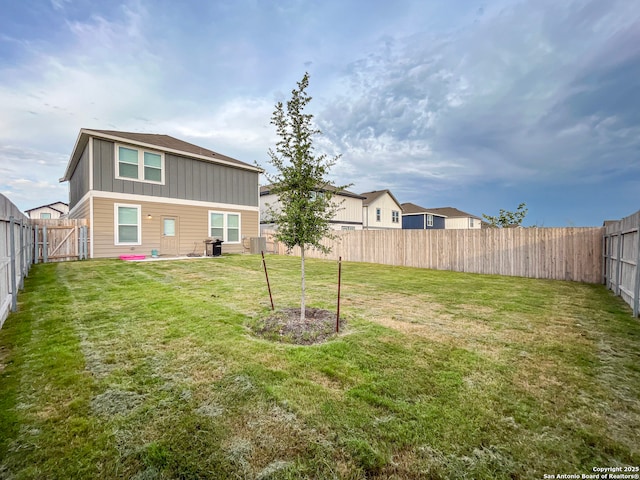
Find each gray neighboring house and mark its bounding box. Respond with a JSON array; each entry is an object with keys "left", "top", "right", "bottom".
[{"left": 60, "top": 128, "right": 261, "bottom": 258}]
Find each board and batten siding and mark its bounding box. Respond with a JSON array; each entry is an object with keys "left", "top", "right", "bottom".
[
  {"left": 91, "top": 197, "right": 258, "bottom": 258},
  {"left": 445, "top": 217, "right": 482, "bottom": 229},
  {"left": 402, "top": 213, "right": 446, "bottom": 230},
  {"left": 364, "top": 194, "right": 402, "bottom": 229},
  {"left": 68, "top": 142, "right": 90, "bottom": 210},
  {"left": 261, "top": 193, "right": 364, "bottom": 229},
  {"left": 92, "top": 139, "right": 259, "bottom": 207}
]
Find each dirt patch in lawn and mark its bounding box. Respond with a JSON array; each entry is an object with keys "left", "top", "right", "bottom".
[{"left": 248, "top": 308, "right": 346, "bottom": 345}]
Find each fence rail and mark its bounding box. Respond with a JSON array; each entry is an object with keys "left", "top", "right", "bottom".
[
  {"left": 604, "top": 210, "right": 640, "bottom": 317},
  {"left": 265, "top": 227, "right": 604, "bottom": 284}
]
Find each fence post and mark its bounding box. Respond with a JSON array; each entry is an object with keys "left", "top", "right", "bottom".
[
  {"left": 43, "top": 226, "right": 48, "bottom": 263},
  {"left": 9, "top": 216, "right": 17, "bottom": 312},
  {"left": 19, "top": 220, "right": 25, "bottom": 288},
  {"left": 602, "top": 234, "right": 607, "bottom": 285},
  {"left": 34, "top": 225, "right": 39, "bottom": 264},
  {"left": 82, "top": 226, "right": 88, "bottom": 260},
  {"left": 634, "top": 227, "right": 640, "bottom": 317},
  {"left": 615, "top": 233, "right": 622, "bottom": 296},
  {"left": 79, "top": 226, "right": 84, "bottom": 260}
]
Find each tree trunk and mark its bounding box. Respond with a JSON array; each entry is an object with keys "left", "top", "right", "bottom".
[{"left": 300, "top": 246, "right": 306, "bottom": 322}]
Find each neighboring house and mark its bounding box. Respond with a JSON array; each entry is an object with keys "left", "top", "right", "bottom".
[
  {"left": 425, "top": 207, "right": 482, "bottom": 229},
  {"left": 260, "top": 185, "right": 365, "bottom": 233},
  {"left": 25, "top": 201, "right": 69, "bottom": 219},
  {"left": 60, "top": 129, "right": 261, "bottom": 258},
  {"left": 361, "top": 190, "right": 403, "bottom": 230},
  {"left": 401, "top": 202, "right": 446, "bottom": 229}
]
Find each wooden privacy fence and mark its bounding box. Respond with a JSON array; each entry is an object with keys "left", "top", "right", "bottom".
[
  {"left": 604, "top": 210, "right": 640, "bottom": 317},
  {"left": 1, "top": 194, "right": 33, "bottom": 327},
  {"left": 266, "top": 227, "right": 604, "bottom": 284},
  {"left": 31, "top": 219, "right": 89, "bottom": 263},
  {"left": 1, "top": 194, "right": 90, "bottom": 327}
]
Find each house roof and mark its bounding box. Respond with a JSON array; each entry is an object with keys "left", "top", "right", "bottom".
[
  {"left": 60, "top": 128, "right": 261, "bottom": 182},
  {"left": 260, "top": 184, "right": 365, "bottom": 199},
  {"left": 423, "top": 206, "right": 481, "bottom": 220},
  {"left": 400, "top": 202, "right": 447, "bottom": 217},
  {"left": 360, "top": 189, "right": 401, "bottom": 208},
  {"left": 25, "top": 202, "right": 69, "bottom": 213}
]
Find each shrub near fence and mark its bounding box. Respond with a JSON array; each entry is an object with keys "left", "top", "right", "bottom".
[
  {"left": 0, "top": 194, "right": 32, "bottom": 327},
  {"left": 266, "top": 227, "right": 604, "bottom": 284}
]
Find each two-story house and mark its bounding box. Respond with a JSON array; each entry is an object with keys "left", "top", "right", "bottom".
[
  {"left": 401, "top": 202, "right": 447, "bottom": 229},
  {"left": 425, "top": 207, "right": 482, "bottom": 229},
  {"left": 60, "top": 129, "right": 261, "bottom": 258},
  {"left": 259, "top": 185, "right": 365, "bottom": 233},
  {"left": 25, "top": 201, "right": 69, "bottom": 219},
  {"left": 361, "top": 190, "right": 403, "bottom": 230}
]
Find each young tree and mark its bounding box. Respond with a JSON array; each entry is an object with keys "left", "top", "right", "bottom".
[
  {"left": 482, "top": 202, "right": 528, "bottom": 228},
  {"left": 263, "top": 72, "right": 348, "bottom": 322}
]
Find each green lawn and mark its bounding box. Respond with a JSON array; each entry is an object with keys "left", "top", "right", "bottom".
[{"left": 0, "top": 255, "right": 639, "bottom": 479}]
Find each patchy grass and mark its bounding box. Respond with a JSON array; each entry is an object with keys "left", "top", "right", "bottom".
[{"left": 0, "top": 255, "right": 639, "bottom": 479}]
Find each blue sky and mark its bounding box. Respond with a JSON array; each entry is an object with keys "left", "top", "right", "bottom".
[{"left": 1, "top": 0, "right": 638, "bottom": 226}]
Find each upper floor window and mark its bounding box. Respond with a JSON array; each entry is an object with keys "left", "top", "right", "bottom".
[
  {"left": 376, "top": 208, "right": 381, "bottom": 222},
  {"left": 40, "top": 213, "right": 52, "bottom": 219},
  {"left": 469, "top": 218, "right": 475, "bottom": 228},
  {"left": 427, "top": 214, "right": 433, "bottom": 227},
  {"left": 392, "top": 211, "right": 400, "bottom": 223},
  {"left": 116, "top": 145, "right": 164, "bottom": 184}
]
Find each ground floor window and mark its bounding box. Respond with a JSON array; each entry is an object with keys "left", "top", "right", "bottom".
[
  {"left": 115, "top": 203, "right": 141, "bottom": 245},
  {"left": 209, "top": 211, "right": 241, "bottom": 243}
]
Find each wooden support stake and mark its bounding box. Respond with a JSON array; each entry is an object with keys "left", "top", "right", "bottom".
[
  {"left": 261, "top": 251, "right": 274, "bottom": 311},
  {"left": 336, "top": 256, "right": 342, "bottom": 333}
]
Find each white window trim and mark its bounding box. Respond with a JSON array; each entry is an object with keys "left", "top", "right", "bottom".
[
  {"left": 208, "top": 211, "right": 242, "bottom": 244},
  {"left": 115, "top": 143, "right": 165, "bottom": 185},
  {"left": 392, "top": 210, "right": 399, "bottom": 223},
  {"left": 114, "top": 203, "right": 142, "bottom": 245},
  {"left": 376, "top": 208, "right": 381, "bottom": 222},
  {"left": 427, "top": 214, "right": 434, "bottom": 227},
  {"left": 469, "top": 217, "right": 475, "bottom": 228}
]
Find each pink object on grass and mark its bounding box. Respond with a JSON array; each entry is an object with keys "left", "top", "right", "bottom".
[{"left": 119, "top": 254, "right": 146, "bottom": 261}]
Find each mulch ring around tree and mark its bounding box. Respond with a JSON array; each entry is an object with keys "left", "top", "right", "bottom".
[{"left": 248, "top": 307, "right": 347, "bottom": 345}]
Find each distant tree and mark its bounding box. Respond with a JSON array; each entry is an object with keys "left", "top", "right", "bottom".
[
  {"left": 263, "top": 72, "right": 348, "bottom": 322},
  {"left": 482, "top": 203, "right": 528, "bottom": 228}
]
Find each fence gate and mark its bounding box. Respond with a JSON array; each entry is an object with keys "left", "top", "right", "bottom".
[{"left": 32, "top": 219, "right": 89, "bottom": 263}]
